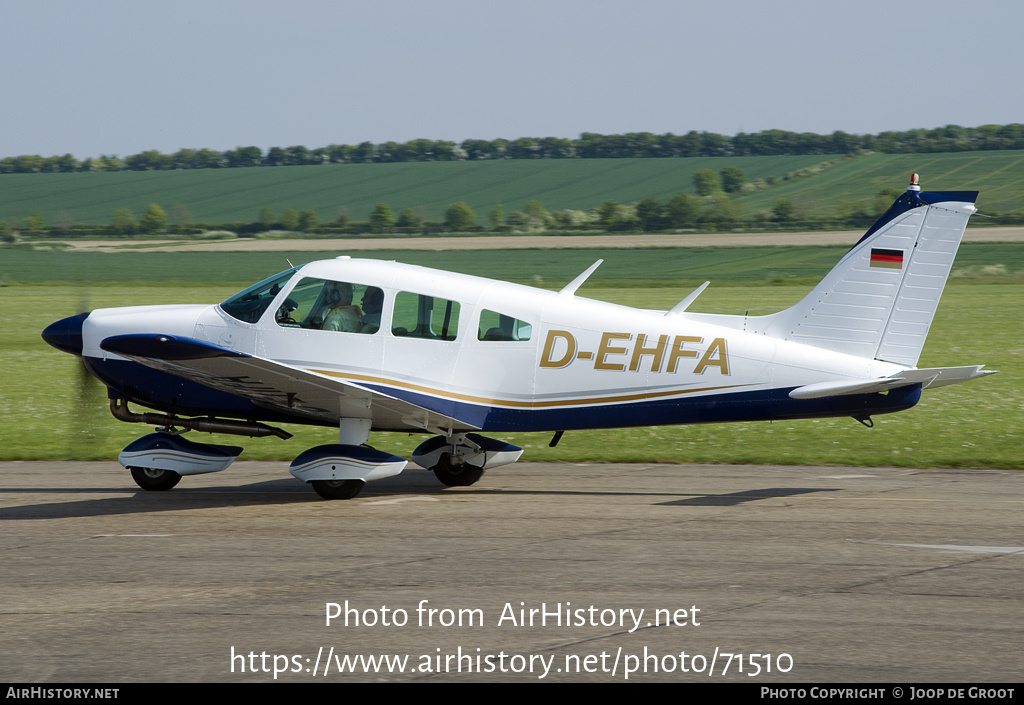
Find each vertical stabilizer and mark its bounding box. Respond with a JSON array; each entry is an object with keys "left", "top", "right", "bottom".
[{"left": 758, "top": 175, "right": 977, "bottom": 366}]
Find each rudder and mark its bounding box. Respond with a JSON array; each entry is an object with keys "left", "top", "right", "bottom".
[{"left": 758, "top": 175, "right": 977, "bottom": 366}]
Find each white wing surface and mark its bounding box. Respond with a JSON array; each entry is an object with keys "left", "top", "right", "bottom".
[{"left": 100, "top": 334, "right": 477, "bottom": 434}]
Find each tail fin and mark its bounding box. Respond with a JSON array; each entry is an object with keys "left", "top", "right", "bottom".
[{"left": 759, "top": 175, "right": 977, "bottom": 366}]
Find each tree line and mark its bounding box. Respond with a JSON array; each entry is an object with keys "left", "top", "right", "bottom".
[{"left": 3, "top": 124, "right": 1024, "bottom": 174}]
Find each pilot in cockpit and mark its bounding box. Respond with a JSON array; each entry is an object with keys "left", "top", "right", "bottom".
[{"left": 321, "top": 282, "right": 363, "bottom": 333}]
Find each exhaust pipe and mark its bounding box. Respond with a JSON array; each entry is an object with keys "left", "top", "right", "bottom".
[{"left": 110, "top": 399, "right": 292, "bottom": 440}]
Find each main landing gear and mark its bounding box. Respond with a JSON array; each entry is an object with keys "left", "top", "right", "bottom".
[
  {"left": 113, "top": 404, "right": 523, "bottom": 500},
  {"left": 288, "top": 444, "right": 406, "bottom": 499},
  {"left": 431, "top": 454, "right": 485, "bottom": 487},
  {"left": 411, "top": 433, "right": 523, "bottom": 487},
  {"left": 309, "top": 479, "right": 365, "bottom": 500}
]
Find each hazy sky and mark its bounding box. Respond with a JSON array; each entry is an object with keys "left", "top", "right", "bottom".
[{"left": 4, "top": 0, "right": 1023, "bottom": 158}]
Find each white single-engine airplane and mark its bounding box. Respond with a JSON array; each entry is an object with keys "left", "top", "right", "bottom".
[{"left": 43, "top": 175, "right": 995, "bottom": 499}]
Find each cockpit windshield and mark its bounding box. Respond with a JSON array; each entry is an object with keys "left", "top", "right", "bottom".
[{"left": 219, "top": 268, "right": 298, "bottom": 323}]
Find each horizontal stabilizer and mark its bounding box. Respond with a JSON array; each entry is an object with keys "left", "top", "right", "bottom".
[{"left": 789, "top": 365, "right": 996, "bottom": 399}]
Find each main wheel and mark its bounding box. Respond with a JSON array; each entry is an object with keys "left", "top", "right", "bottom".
[
  {"left": 310, "top": 479, "right": 364, "bottom": 500},
  {"left": 129, "top": 466, "right": 182, "bottom": 491},
  {"left": 432, "top": 455, "right": 484, "bottom": 487}
]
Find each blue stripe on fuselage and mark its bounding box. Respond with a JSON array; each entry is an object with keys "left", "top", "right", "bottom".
[
  {"left": 86, "top": 356, "right": 921, "bottom": 433},
  {"left": 356, "top": 382, "right": 923, "bottom": 432}
]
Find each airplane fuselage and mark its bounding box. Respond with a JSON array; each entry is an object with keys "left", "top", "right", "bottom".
[
  {"left": 42, "top": 180, "right": 993, "bottom": 498},
  {"left": 78, "top": 257, "right": 917, "bottom": 434}
]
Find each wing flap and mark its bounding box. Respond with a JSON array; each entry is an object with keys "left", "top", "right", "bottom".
[{"left": 100, "top": 334, "right": 477, "bottom": 433}]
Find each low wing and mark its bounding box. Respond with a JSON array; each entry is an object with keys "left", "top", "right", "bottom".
[
  {"left": 789, "top": 365, "right": 996, "bottom": 400},
  {"left": 100, "top": 334, "right": 477, "bottom": 434}
]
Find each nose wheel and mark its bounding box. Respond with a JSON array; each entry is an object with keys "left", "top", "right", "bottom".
[{"left": 129, "top": 466, "right": 182, "bottom": 491}]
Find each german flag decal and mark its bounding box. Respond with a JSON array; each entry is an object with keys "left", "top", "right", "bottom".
[{"left": 870, "top": 248, "right": 904, "bottom": 269}]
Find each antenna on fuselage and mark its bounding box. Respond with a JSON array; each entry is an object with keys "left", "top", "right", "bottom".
[
  {"left": 559, "top": 259, "right": 603, "bottom": 297},
  {"left": 665, "top": 281, "right": 710, "bottom": 316}
]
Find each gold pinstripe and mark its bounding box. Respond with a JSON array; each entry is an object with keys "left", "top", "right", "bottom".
[{"left": 309, "top": 368, "right": 752, "bottom": 409}]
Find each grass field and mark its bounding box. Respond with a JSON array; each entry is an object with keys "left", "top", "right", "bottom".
[
  {"left": 4, "top": 241, "right": 1024, "bottom": 287},
  {"left": 3, "top": 150, "right": 1024, "bottom": 228},
  {"left": 1, "top": 246, "right": 1018, "bottom": 469}
]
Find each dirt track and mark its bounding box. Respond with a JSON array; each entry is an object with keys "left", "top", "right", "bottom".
[{"left": 50, "top": 226, "right": 1024, "bottom": 253}]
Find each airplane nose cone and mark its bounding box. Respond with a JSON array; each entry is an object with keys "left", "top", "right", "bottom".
[{"left": 42, "top": 312, "right": 89, "bottom": 356}]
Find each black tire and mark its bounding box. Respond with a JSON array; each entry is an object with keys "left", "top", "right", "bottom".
[
  {"left": 310, "top": 479, "right": 364, "bottom": 500},
  {"left": 129, "top": 466, "right": 182, "bottom": 491},
  {"left": 432, "top": 455, "right": 484, "bottom": 487}
]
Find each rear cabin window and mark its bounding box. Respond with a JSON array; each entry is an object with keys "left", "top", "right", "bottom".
[
  {"left": 391, "top": 292, "right": 460, "bottom": 340},
  {"left": 477, "top": 309, "right": 532, "bottom": 341}
]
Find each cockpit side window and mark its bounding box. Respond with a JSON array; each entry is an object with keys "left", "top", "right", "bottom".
[
  {"left": 220, "top": 268, "right": 297, "bottom": 324},
  {"left": 274, "top": 277, "right": 385, "bottom": 334},
  {"left": 477, "top": 310, "right": 532, "bottom": 341},
  {"left": 391, "top": 292, "right": 460, "bottom": 340}
]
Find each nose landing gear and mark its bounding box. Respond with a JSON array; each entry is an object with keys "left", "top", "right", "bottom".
[
  {"left": 119, "top": 432, "right": 243, "bottom": 491},
  {"left": 128, "top": 466, "right": 182, "bottom": 491}
]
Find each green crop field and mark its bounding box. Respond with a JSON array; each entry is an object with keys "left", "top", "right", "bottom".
[
  {"left": 0, "top": 155, "right": 834, "bottom": 227},
  {"left": 4, "top": 150, "right": 1024, "bottom": 229},
  {"left": 1, "top": 246, "right": 1018, "bottom": 470},
  {"left": 737, "top": 150, "right": 1024, "bottom": 216}
]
